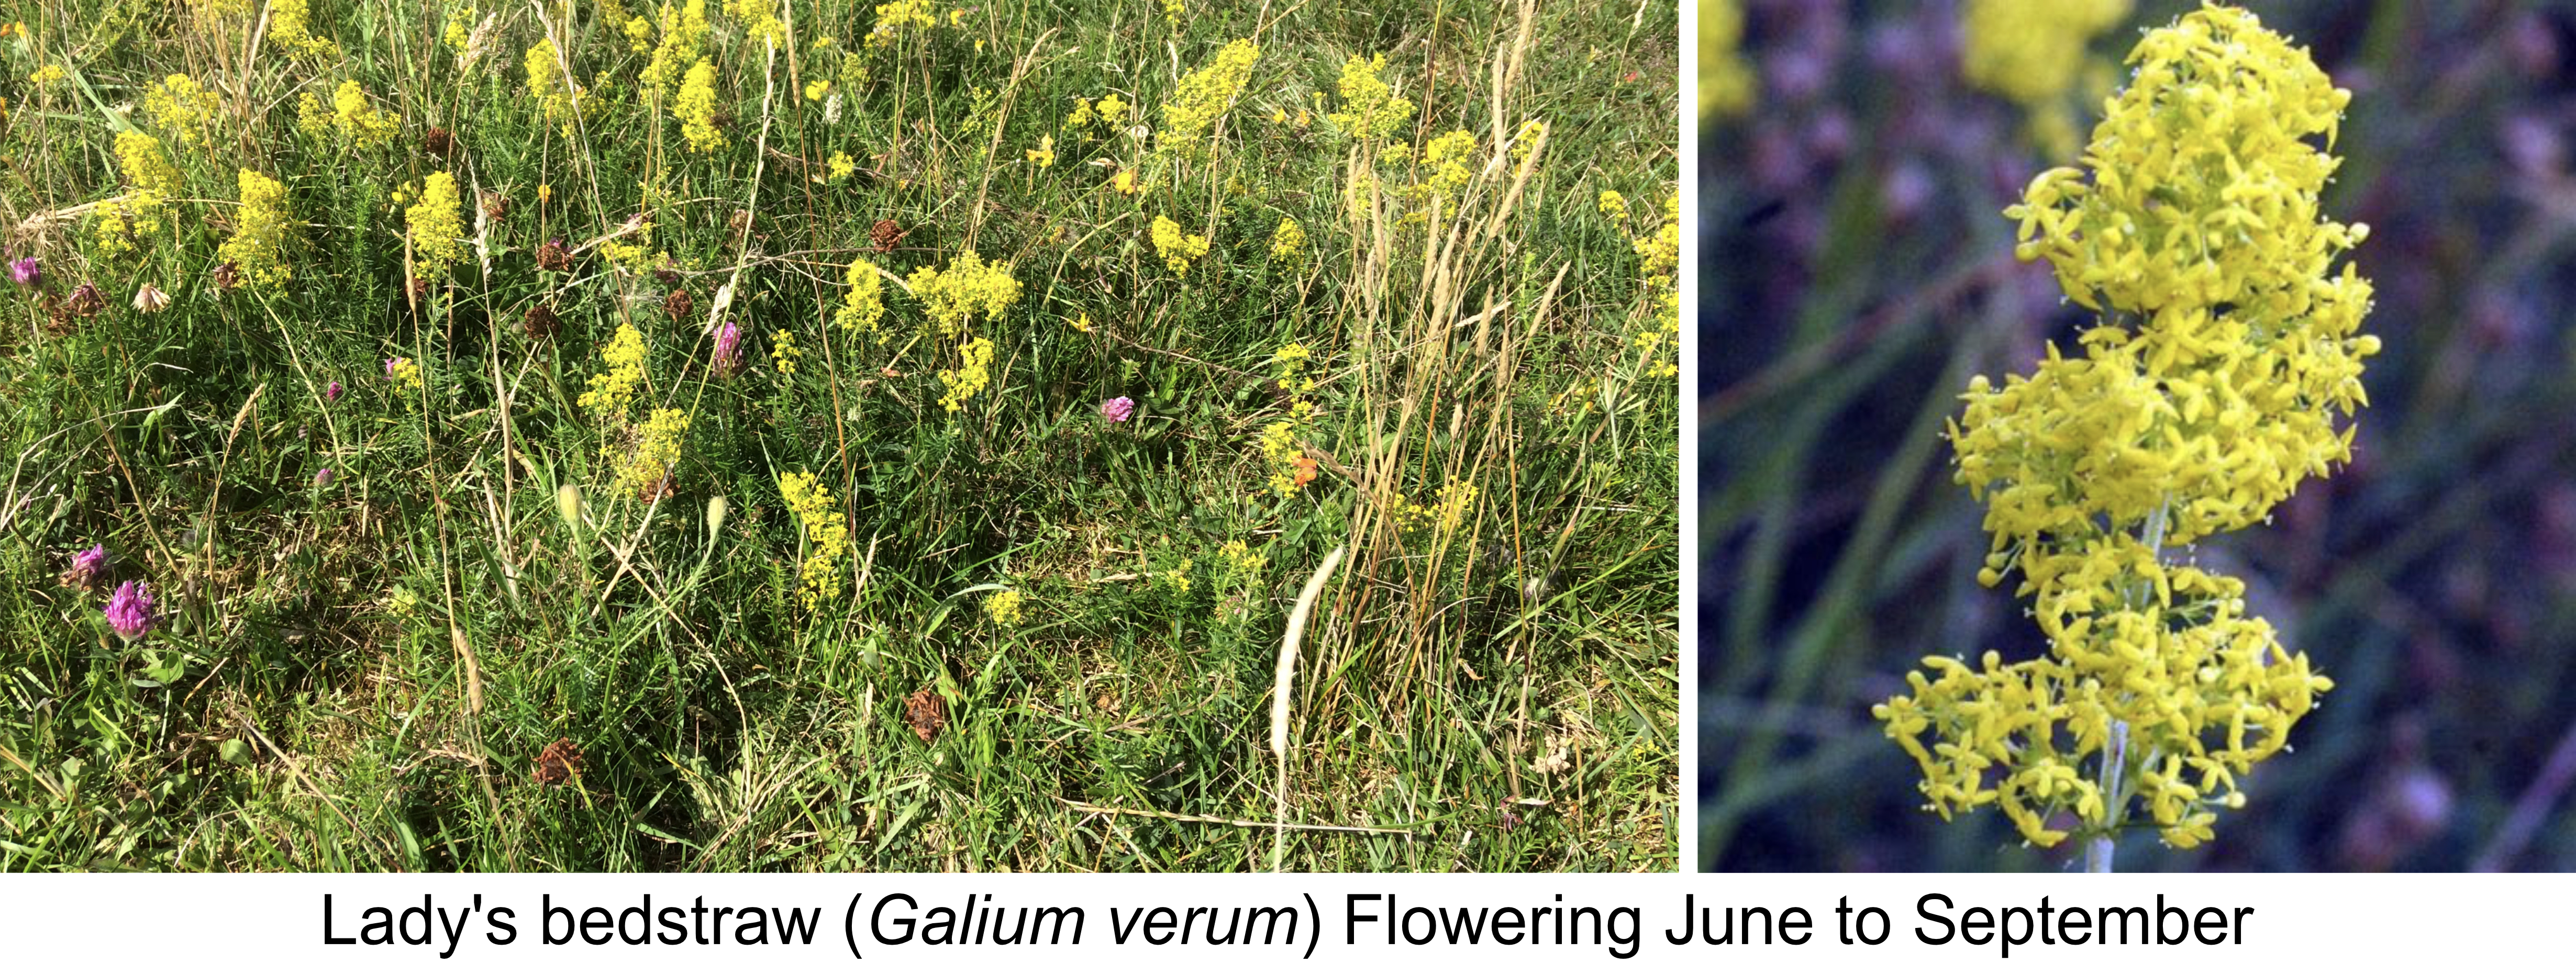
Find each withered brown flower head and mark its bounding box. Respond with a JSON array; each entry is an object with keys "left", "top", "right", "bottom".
[
  {"left": 424, "top": 126, "right": 453, "bottom": 157},
  {"left": 64, "top": 282, "right": 105, "bottom": 319},
  {"left": 870, "top": 218, "right": 908, "bottom": 253},
  {"left": 212, "top": 262, "right": 242, "bottom": 291},
  {"left": 523, "top": 303, "right": 560, "bottom": 341},
  {"left": 481, "top": 191, "right": 508, "bottom": 221},
  {"left": 405, "top": 275, "right": 432, "bottom": 303},
  {"left": 535, "top": 737, "right": 584, "bottom": 785},
  {"left": 652, "top": 264, "right": 682, "bottom": 287},
  {"left": 904, "top": 688, "right": 946, "bottom": 744},
  {"left": 536, "top": 238, "right": 570, "bottom": 272},
  {"left": 663, "top": 287, "right": 693, "bottom": 323}
]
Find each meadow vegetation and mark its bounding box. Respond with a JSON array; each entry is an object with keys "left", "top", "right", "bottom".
[{"left": 0, "top": 0, "right": 1679, "bottom": 870}]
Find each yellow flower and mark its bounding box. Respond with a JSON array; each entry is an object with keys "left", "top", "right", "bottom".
[
  {"left": 905, "top": 251, "right": 1021, "bottom": 339},
  {"left": 1961, "top": 0, "right": 2130, "bottom": 154},
  {"left": 1881, "top": 6, "right": 2367, "bottom": 853},
  {"left": 834, "top": 259, "right": 887, "bottom": 341},
  {"left": 386, "top": 356, "right": 425, "bottom": 392},
  {"left": 827, "top": 151, "right": 856, "bottom": 182},
  {"left": 866, "top": 0, "right": 934, "bottom": 49},
  {"left": 614, "top": 408, "right": 691, "bottom": 499},
  {"left": 524, "top": 38, "right": 590, "bottom": 137},
  {"left": 218, "top": 169, "right": 296, "bottom": 290},
  {"left": 27, "top": 63, "right": 65, "bottom": 88},
  {"left": 1268, "top": 217, "right": 1305, "bottom": 264},
  {"left": 804, "top": 79, "right": 831, "bottom": 101},
  {"left": 579, "top": 320, "right": 650, "bottom": 416},
  {"left": 771, "top": 328, "right": 802, "bottom": 375},
  {"left": 1149, "top": 215, "right": 1211, "bottom": 277},
  {"left": 936, "top": 336, "right": 996, "bottom": 412},
  {"left": 675, "top": 59, "right": 726, "bottom": 153},
  {"left": 985, "top": 589, "right": 1024, "bottom": 626},
  {"left": 406, "top": 172, "right": 468, "bottom": 281},
  {"left": 641, "top": 0, "right": 712, "bottom": 100},
  {"left": 1700, "top": 0, "right": 1756, "bottom": 119},
  {"left": 265, "top": 0, "right": 337, "bottom": 59},
  {"left": 777, "top": 471, "right": 850, "bottom": 610},
  {"left": 442, "top": 5, "right": 478, "bottom": 62},
  {"left": 142, "top": 74, "right": 224, "bottom": 148},
  {"left": 1596, "top": 189, "right": 1628, "bottom": 222},
  {"left": 1026, "top": 134, "right": 1054, "bottom": 168},
  {"left": 724, "top": 0, "right": 786, "bottom": 48},
  {"left": 1108, "top": 169, "right": 1139, "bottom": 196},
  {"left": 1157, "top": 38, "right": 1259, "bottom": 158},
  {"left": 1326, "top": 53, "right": 1414, "bottom": 141},
  {"left": 332, "top": 80, "right": 403, "bottom": 149}
]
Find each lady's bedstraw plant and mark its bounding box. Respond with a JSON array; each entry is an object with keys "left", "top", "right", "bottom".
[{"left": 1874, "top": 6, "right": 2377, "bottom": 868}]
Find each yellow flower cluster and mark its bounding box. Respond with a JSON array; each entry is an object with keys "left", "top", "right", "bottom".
[
  {"left": 615, "top": 408, "right": 691, "bottom": 499},
  {"left": 329, "top": 80, "right": 402, "bottom": 148},
  {"left": 1268, "top": 217, "right": 1304, "bottom": 264},
  {"left": 835, "top": 259, "right": 887, "bottom": 341},
  {"left": 406, "top": 172, "right": 467, "bottom": 281},
  {"left": 579, "top": 321, "right": 649, "bottom": 415},
  {"left": 1217, "top": 539, "right": 1266, "bottom": 583},
  {"left": 1879, "top": 6, "right": 2371, "bottom": 853},
  {"left": 827, "top": 151, "right": 857, "bottom": 182},
  {"left": 639, "top": 0, "right": 711, "bottom": 102},
  {"left": 1631, "top": 191, "right": 1681, "bottom": 378},
  {"left": 218, "top": 170, "right": 296, "bottom": 290},
  {"left": 1596, "top": 190, "right": 1628, "bottom": 222},
  {"left": 985, "top": 589, "right": 1024, "bottom": 626},
  {"left": 386, "top": 356, "right": 424, "bottom": 391},
  {"left": 142, "top": 74, "right": 223, "bottom": 148},
  {"left": 936, "top": 336, "right": 995, "bottom": 412},
  {"left": 442, "top": 5, "right": 477, "bottom": 62},
  {"left": 1962, "top": 0, "right": 2129, "bottom": 154},
  {"left": 523, "top": 39, "right": 590, "bottom": 138},
  {"left": 1157, "top": 38, "right": 1259, "bottom": 158},
  {"left": 1254, "top": 343, "right": 1320, "bottom": 497},
  {"left": 28, "top": 63, "right": 66, "bottom": 88},
  {"left": 723, "top": 0, "right": 785, "bottom": 48},
  {"left": 1700, "top": 0, "right": 1755, "bottom": 119},
  {"left": 867, "top": 0, "right": 933, "bottom": 49},
  {"left": 1395, "top": 478, "right": 1479, "bottom": 534},
  {"left": 97, "top": 132, "right": 182, "bottom": 259},
  {"left": 1326, "top": 53, "right": 1413, "bottom": 141},
  {"left": 1963, "top": 0, "right": 2128, "bottom": 107},
  {"left": 906, "top": 251, "right": 1021, "bottom": 339},
  {"left": 1026, "top": 134, "right": 1054, "bottom": 169},
  {"left": 771, "top": 328, "right": 802, "bottom": 375},
  {"left": 675, "top": 59, "right": 726, "bottom": 153},
  {"left": 1067, "top": 92, "right": 1125, "bottom": 132},
  {"left": 1149, "top": 215, "right": 1211, "bottom": 277},
  {"left": 266, "top": 0, "right": 337, "bottom": 59},
  {"left": 776, "top": 470, "right": 848, "bottom": 610}
]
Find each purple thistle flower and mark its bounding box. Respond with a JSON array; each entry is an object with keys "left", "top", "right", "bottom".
[
  {"left": 104, "top": 580, "right": 157, "bottom": 641},
  {"left": 65, "top": 544, "right": 109, "bottom": 590},
  {"left": 326, "top": 380, "right": 344, "bottom": 403},
  {"left": 9, "top": 256, "right": 39, "bottom": 288},
  {"left": 314, "top": 467, "right": 335, "bottom": 488},
  {"left": 1100, "top": 396, "right": 1136, "bottom": 423},
  {"left": 713, "top": 320, "right": 743, "bottom": 377}
]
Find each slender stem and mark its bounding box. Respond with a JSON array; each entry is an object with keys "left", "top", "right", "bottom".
[{"left": 2091, "top": 496, "right": 2171, "bottom": 874}]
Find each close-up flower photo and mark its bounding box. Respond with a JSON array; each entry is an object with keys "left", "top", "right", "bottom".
[
  {"left": 0, "top": 0, "right": 1681, "bottom": 871},
  {"left": 1705, "top": 1, "right": 2576, "bottom": 870}
]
